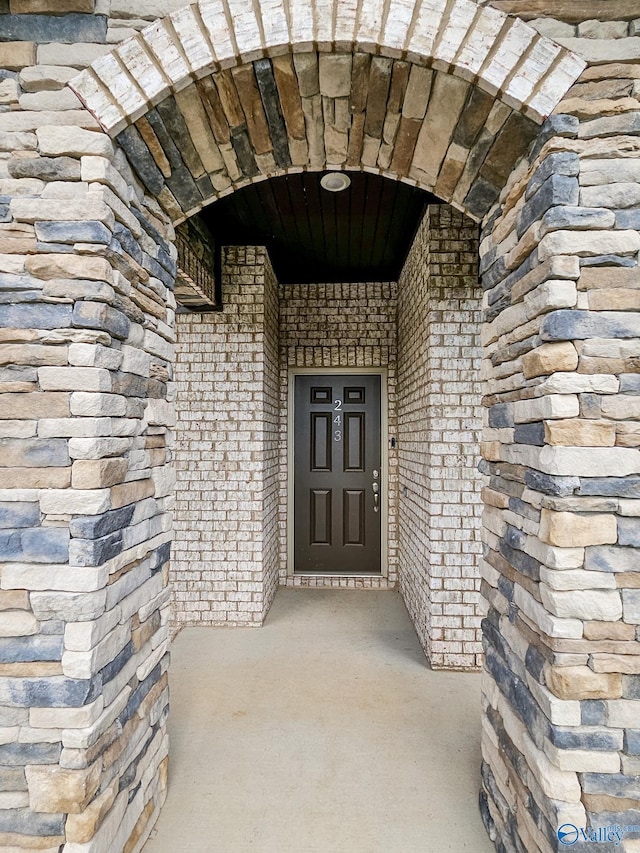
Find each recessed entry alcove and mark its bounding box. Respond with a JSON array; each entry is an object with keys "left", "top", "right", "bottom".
[{"left": 4, "top": 0, "right": 640, "bottom": 851}]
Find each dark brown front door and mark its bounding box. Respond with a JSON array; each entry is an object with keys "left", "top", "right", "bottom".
[{"left": 293, "top": 374, "right": 382, "bottom": 574}]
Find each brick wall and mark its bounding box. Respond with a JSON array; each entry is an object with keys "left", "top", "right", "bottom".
[
  {"left": 172, "top": 247, "right": 279, "bottom": 627},
  {"left": 278, "top": 282, "right": 398, "bottom": 587},
  {"left": 397, "top": 206, "right": 484, "bottom": 670}
]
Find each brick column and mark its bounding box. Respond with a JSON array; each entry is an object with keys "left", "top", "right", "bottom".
[
  {"left": 172, "top": 246, "right": 280, "bottom": 627},
  {"left": 397, "top": 205, "right": 484, "bottom": 670}
]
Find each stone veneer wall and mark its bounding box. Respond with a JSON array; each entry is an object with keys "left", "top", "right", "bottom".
[
  {"left": 278, "top": 281, "right": 398, "bottom": 587},
  {"left": 397, "top": 205, "right": 484, "bottom": 670},
  {"left": 172, "top": 246, "right": 279, "bottom": 627},
  {"left": 478, "top": 79, "right": 640, "bottom": 852},
  {"left": 0, "top": 129, "right": 176, "bottom": 851}
]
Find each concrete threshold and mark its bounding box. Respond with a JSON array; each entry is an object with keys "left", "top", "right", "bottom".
[{"left": 143, "top": 588, "right": 494, "bottom": 853}]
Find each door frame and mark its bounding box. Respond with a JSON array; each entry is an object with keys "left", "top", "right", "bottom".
[{"left": 287, "top": 367, "right": 389, "bottom": 578}]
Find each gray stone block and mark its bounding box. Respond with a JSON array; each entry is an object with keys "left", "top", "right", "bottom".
[
  {"left": 541, "top": 206, "right": 615, "bottom": 233},
  {"left": 529, "top": 114, "right": 579, "bottom": 162},
  {"left": 8, "top": 156, "right": 80, "bottom": 182},
  {"left": 72, "top": 301, "right": 130, "bottom": 340},
  {"left": 0, "top": 502, "right": 40, "bottom": 529},
  {"left": 0, "top": 741, "right": 60, "bottom": 766},
  {"left": 0, "top": 767, "right": 26, "bottom": 792},
  {"left": 550, "top": 724, "right": 622, "bottom": 751},
  {"left": 69, "top": 505, "right": 134, "bottom": 540},
  {"left": 0, "top": 14, "right": 107, "bottom": 44},
  {"left": 579, "top": 111, "right": 640, "bottom": 140},
  {"left": 623, "top": 676, "right": 640, "bottom": 700},
  {"left": 0, "top": 675, "right": 100, "bottom": 707},
  {"left": 0, "top": 808, "right": 65, "bottom": 837},
  {"left": 151, "top": 541, "right": 171, "bottom": 573},
  {"left": 100, "top": 639, "right": 134, "bottom": 686},
  {"left": 580, "top": 255, "right": 637, "bottom": 268},
  {"left": 626, "top": 732, "right": 640, "bottom": 755},
  {"left": 517, "top": 175, "right": 579, "bottom": 237},
  {"left": 621, "top": 375, "right": 640, "bottom": 394},
  {"left": 514, "top": 422, "right": 545, "bottom": 446},
  {"left": 20, "top": 527, "right": 69, "bottom": 563},
  {"left": 0, "top": 438, "right": 69, "bottom": 468},
  {"left": 581, "top": 700, "right": 607, "bottom": 726},
  {"left": 0, "top": 527, "right": 68, "bottom": 563},
  {"left": 541, "top": 309, "right": 640, "bottom": 342},
  {"left": 525, "top": 471, "right": 579, "bottom": 496},
  {"left": 131, "top": 208, "right": 171, "bottom": 256},
  {"left": 615, "top": 209, "right": 640, "bottom": 230},
  {"left": 36, "top": 220, "right": 112, "bottom": 245},
  {"left": 463, "top": 177, "right": 500, "bottom": 222},
  {"left": 488, "top": 403, "right": 513, "bottom": 428},
  {"left": 0, "top": 636, "right": 63, "bottom": 664},
  {"left": 585, "top": 545, "right": 637, "bottom": 573},
  {"left": 582, "top": 773, "right": 640, "bottom": 799},
  {"left": 579, "top": 478, "right": 640, "bottom": 498},
  {"left": 113, "top": 223, "right": 143, "bottom": 264},
  {"left": 116, "top": 125, "right": 165, "bottom": 197},
  {"left": 525, "top": 151, "right": 580, "bottom": 200},
  {"left": 0, "top": 303, "right": 72, "bottom": 330},
  {"left": 618, "top": 517, "right": 640, "bottom": 547},
  {"left": 69, "top": 531, "right": 123, "bottom": 566}
]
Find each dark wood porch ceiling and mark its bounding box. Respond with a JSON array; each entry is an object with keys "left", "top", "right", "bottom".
[{"left": 200, "top": 171, "right": 438, "bottom": 284}]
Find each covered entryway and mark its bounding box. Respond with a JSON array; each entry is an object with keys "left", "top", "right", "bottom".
[
  {"left": 5, "top": 1, "right": 640, "bottom": 852},
  {"left": 142, "top": 589, "right": 494, "bottom": 853}
]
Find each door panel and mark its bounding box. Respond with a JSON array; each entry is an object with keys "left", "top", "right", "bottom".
[{"left": 294, "top": 374, "right": 382, "bottom": 574}]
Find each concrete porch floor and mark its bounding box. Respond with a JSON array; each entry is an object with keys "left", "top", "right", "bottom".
[{"left": 143, "top": 588, "right": 495, "bottom": 853}]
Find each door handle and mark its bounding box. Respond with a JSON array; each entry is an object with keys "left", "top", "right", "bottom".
[{"left": 372, "top": 481, "right": 379, "bottom": 513}]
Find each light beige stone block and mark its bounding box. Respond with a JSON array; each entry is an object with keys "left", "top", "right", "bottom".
[
  {"left": 71, "top": 459, "right": 128, "bottom": 490},
  {"left": 0, "top": 611, "right": 38, "bottom": 638},
  {"left": 38, "top": 367, "right": 112, "bottom": 393},
  {"left": 545, "top": 742, "right": 620, "bottom": 774},
  {"left": 539, "top": 230, "right": 640, "bottom": 261},
  {"left": 602, "top": 396, "right": 640, "bottom": 420},
  {"left": 26, "top": 763, "right": 101, "bottom": 814},
  {"left": 40, "top": 489, "right": 111, "bottom": 516},
  {"left": 513, "top": 394, "right": 579, "bottom": 424},
  {"left": 539, "top": 445, "right": 640, "bottom": 477},
  {"left": 537, "top": 372, "right": 618, "bottom": 395},
  {"left": 540, "top": 585, "right": 622, "bottom": 621},
  {"left": 540, "top": 508, "right": 617, "bottom": 548},
  {"left": 546, "top": 665, "right": 622, "bottom": 700},
  {"left": 544, "top": 419, "right": 615, "bottom": 447},
  {"left": 65, "top": 778, "right": 119, "bottom": 844},
  {"left": 522, "top": 342, "right": 578, "bottom": 379},
  {"left": 607, "top": 699, "right": 640, "bottom": 728},
  {"left": 590, "top": 654, "right": 640, "bottom": 675},
  {"left": 36, "top": 125, "right": 114, "bottom": 159},
  {"left": 539, "top": 568, "right": 616, "bottom": 592},
  {"left": 0, "top": 42, "right": 35, "bottom": 71}
]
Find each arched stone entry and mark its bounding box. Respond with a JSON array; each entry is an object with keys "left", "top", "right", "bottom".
[
  {"left": 69, "top": 0, "right": 585, "bottom": 224},
  {"left": 2, "top": 0, "right": 640, "bottom": 851}
]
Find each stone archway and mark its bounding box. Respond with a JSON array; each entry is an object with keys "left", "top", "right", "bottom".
[
  {"left": 3, "top": 0, "right": 640, "bottom": 851},
  {"left": 69, "top": 0, "right": 585, "bottom": 224}
]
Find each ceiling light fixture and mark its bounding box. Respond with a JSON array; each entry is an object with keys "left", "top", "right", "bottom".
[{"left": 320, "top": 172, "right": 352, "bottom": 192}]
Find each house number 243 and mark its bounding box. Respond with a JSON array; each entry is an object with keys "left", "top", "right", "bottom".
[{"left": 333, "top": 399, "right": 342, "bottom": 441}]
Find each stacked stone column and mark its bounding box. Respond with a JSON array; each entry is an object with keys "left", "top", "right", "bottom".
[
  {"left": 479, "top": 80, "right": 640, "bottom": 852},
  {"left": 0, "top": 117, "right": 175, "bottom": 848}
]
